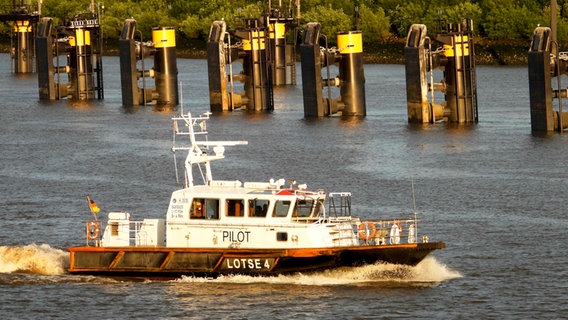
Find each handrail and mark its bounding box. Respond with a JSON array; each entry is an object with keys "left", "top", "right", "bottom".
[
  {"left": 328, "top": 192, "right": 352, "bottom": 217},
  {"left": 353, "top": 218, "right": 425, "bottom": 246}
]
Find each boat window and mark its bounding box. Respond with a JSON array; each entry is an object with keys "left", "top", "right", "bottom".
[
  {"left": 190, "top": 199, "right": 205, "bottom": 219},
  {"left": 248, "top": 199, "right": 269, "bottom": 217},
  {"left": 312, "top": 199, "right": 324, "bottom": 217},
  {"left": 110, "top": 222, "right": 119, "bottom": 236},
  {"left": 276, "top": 232, "right": 288, "bottom": 241},
  {"left": 294, "top": 199, "right": 314, "bottom": 217},
  {"left": 272, "top": 200, "right": 291, "bottom": 217},
  {"left": 190, "top": 198, "right": 220, "bottom": 220},
  {"left": 226, "top": 199, "right": 244, "bottom": 217},
  {"left": 205, "top": 199, "right": 220, "bottom": 219}
]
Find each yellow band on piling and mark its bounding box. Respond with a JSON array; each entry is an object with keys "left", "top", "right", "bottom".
[
  {"left": 443, "top": 35, "right": 469, "bottom": 57},
  {"left": 153, "top": 27, "right": 176, "bottom": 48},
  {"left": 269, "top": 23, "right": 285, "bottom": 39},
  {"left": 243, "top": 31, "right": 265, "bottom": 51},
  {"left": 337, "top": 31, "right": 363, "bottom": 54},
  {"left": 69, "top": 30, "right": 91, "bottom": 47},
  {"left": 14, "top": 20, "right": 31, "bottom": 33}
]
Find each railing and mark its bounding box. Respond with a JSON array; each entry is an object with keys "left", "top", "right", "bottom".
[
  {"left": 85, "top": 220, "right": 161, "bottom": 247},
  {"left": 354, "top": 218, "right": 423, "bottom": 246},
  {"left": 327, "top": 221, "right": 358, "bottom": 246},
  {"left": 0, "top": 4, "right": 39, "bottom": 16},
  {"left": 321, "top": 216, "right": 425, "bottom": 247},
  {"left": 328, "top": 192, "right": 352, "bottom": 217}
]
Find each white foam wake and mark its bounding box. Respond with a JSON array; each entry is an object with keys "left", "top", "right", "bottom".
[
  {"left": 175, "top": 256, "right": 461, "bottom": 285},
  {"left": 0, "top": 244, "right": 68, "bottom": 275}
]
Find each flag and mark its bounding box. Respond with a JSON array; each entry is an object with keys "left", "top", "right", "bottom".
[{"left": 88, "top": 197, "right": 100, "bottom": 214}]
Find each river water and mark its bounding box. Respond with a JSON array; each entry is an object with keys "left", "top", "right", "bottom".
[{"left": 0, "top": 54, "right": 566, "bottom": 319}]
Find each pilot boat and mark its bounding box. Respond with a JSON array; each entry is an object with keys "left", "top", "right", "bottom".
[{"left": 68, "top": 111, "right": 445, "bottom": 278}]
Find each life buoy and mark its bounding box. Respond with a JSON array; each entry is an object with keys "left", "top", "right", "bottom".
[
  {"left": 358, "top": 221, "right": 376, "bottom": 240},
  {"left": 389, "top": 222, "right": 401, "bottom": 244},
  {"left": 87, "top": 221, "right": 100, "bottom": 240}
]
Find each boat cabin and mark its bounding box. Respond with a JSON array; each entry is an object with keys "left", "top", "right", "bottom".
[{"left": 100, "top": 180, "right": 359, "bottom": 250}]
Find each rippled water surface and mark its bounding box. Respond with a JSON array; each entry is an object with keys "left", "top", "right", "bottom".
[{"left": 1, "top": 54, "right": 567, "bottom": 319}]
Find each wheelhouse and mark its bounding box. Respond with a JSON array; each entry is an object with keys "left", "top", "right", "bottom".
[{"left": 167, "top": 182, "right": 329, "bottom": 224}]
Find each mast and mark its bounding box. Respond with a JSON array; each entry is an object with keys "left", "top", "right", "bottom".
[{"left": 172, "top": 112, "right": 247, "bottom": 187}]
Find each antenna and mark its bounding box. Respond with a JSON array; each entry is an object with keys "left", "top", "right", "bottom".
[
  {"left": 179, "top": 81, "right": 184, "bottom": 115},
  {"left": 172, "top": 116, "right": 180, "bottom": 185},
  {"left": 411, "top": 176, "right": 417, "bottom": 214},
  {"left": 173, "top": 81, "right": 183, "bottom": 186},
  {"left": 411, "top": 176, "right": 418, "bottom": 243}
]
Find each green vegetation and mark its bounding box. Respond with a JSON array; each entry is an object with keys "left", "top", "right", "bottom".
[{"left": 1, "top": 0, "right": 567, "bottom": 63}]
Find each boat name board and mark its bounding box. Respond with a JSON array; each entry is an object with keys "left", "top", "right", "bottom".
[
  {"left": 223, "top": 230, "right": 251, "bottom": 243},
  {"left": 220, "top": 257, "right": 276, "bottom": 271}
]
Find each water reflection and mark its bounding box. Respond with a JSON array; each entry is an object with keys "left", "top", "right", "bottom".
[{"left": 407, "top": 122, "right": 477, "bottom": 134}]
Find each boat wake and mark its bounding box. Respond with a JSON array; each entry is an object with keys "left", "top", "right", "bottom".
[
  {"left": 0, "top": 244, "right": 68, "bottom": 275},
  {"left": 175, "top": 256, "right": 461, "bottom": 286}
]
